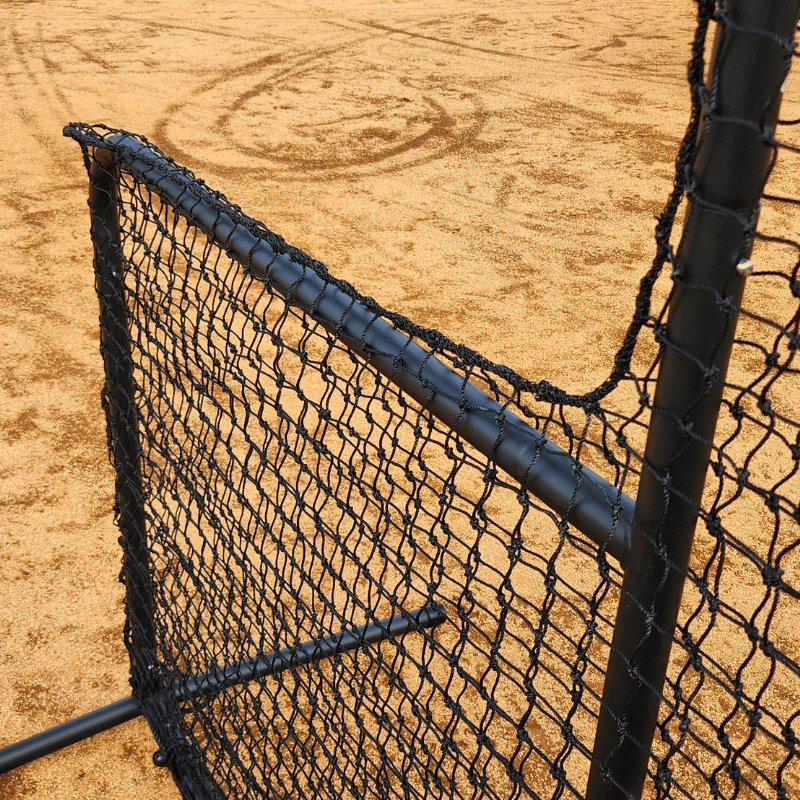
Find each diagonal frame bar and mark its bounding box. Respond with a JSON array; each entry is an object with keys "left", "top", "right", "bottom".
[{"left": 76, "top": 131, "right": 636, "bottom": 566}]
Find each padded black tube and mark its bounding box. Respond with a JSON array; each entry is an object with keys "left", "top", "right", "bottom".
[{"left": 103, "top": 136, "right": 634, "bottom": 565}]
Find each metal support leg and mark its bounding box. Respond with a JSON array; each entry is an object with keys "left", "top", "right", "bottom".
[
  {"left": 0, "top": 698, "right": 141, "bottom": 775},
  {"left": 586, "top": 2, "right": 800, "bottom": 798}
]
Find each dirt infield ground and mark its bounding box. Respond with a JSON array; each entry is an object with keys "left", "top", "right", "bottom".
[{"left": 0, "top": 1, "right": 729, "bottom": 798}]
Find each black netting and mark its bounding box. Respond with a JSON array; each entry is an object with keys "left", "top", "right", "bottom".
[{"left": 62, "top": 3, "right": 799, "bottom": 798}]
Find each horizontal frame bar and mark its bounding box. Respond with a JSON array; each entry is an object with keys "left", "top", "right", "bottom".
[
  {"left": 0, "top": 604, "right": 446, "bottom": 774},
  {"left": 103, "top": 135, "right": 635, "bottom": 565}
]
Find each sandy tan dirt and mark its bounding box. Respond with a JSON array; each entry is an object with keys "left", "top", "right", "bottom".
[{"left": 0, "top": 1, "right": 759, "bottom": 799}]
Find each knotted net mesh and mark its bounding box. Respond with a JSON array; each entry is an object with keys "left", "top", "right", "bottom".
[{"left": 63, "top": 2, "right": 799, "bottom": 798}]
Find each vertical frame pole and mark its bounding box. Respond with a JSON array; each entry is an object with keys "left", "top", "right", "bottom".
[
  {"left": 88, "top": 148, "right": 157, "bottom": 682},
  {"left": 586, "top": 2, "right": 799, "bottom": 798}
]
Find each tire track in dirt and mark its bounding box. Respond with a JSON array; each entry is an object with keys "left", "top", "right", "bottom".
[
  {"left": 64, "top": 40, "right": 116, "bottom": 72},
  {"left": 352, "top": 13, "right": 691, "bottom": 88},
  {"left": 358, "top": 18, "right": 680, "bottom": 80},
  {"left": 5, "top": 19, "right": 79, "bottom": 175},
  {"left": 152, "top": 28, "right": 488, "bottom": 181},
  {"left": 103, "top": 13, "right": 263, "bottom": 44},
  {"left": 146, "top": 4, "right": 690, "bottom": 194}
]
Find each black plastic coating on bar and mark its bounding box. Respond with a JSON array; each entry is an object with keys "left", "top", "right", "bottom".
[
  {"left": 0, "top": 696, "right": 141, "bottom": 775},
  {"left": 0, "top": 605, "right": 446, "bottom": 774},
  {"left": 99, "top": 136, "right": 634, "bottom": 565},
  {"left": 176, "top": 603, "right": 447, "bottom": 702},
  {"left": 586, "top": 3, "right": 800, "bottom": 799}
]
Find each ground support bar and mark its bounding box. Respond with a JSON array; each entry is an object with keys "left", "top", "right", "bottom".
[{"left": 0, "top": 604, "right": 446, "bottom": 774}]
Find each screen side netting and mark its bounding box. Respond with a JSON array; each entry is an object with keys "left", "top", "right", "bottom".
[
  {"left": 63, "top": 3, "right": 798, "bottom": 798},
  {"left": 83, "top": 144, "right": 631, "bottom": 800}
]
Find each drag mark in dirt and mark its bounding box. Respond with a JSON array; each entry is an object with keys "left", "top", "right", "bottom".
[
  {"left": 4, "top": 18, "right": 85, "bottom": 179},
  {"left": 152, "top": 30, "right": 487, "bottom": 180}
]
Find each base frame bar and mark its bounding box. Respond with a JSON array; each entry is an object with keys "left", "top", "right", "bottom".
[{"left": 0, "top": 604, "right": 446, "bottom": 774}]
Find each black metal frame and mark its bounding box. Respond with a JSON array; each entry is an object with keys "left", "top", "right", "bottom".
[
  {"left": 0, "top": 134, "right": 636, "bottom": 774},
  {"left": 0, "top": 606, "right": 445, "bottom": 774},
  {"left": 586, "top": 1, "right": 799, "bottom": 797},
  {"left": 1, "top": 3, "right": 797, "bottom": 797},
  {"left": 101, "top": 134, "right": 636, "bottom": 565}
]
